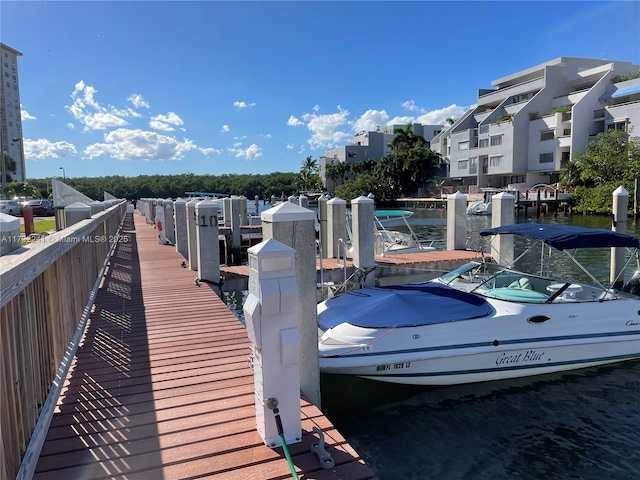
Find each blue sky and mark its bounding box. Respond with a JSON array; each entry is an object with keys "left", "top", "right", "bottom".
[{"left": 2, "top": 1, "right": 639, "bottom": 179}]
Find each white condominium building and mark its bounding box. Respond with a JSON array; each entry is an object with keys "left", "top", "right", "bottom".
[
  {"left": 429, "top": 57, "right": 640, "bottom": 191},
  {"left": 320, "top": 123, "right": 444, "bottom": 193},
  {"left": 0, "top": 43, "right": 25, "bottom": 189}
]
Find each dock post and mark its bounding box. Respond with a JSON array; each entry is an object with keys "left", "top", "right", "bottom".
[
  {"left": 446, "top": 191, "right": 467, "bottom": 250},
  {"left": 244, "top": 239, "right": 302, "bottom": 447},
  {"left": 261, "top": 202, "right": 320, "bottom": 407},
  {"left": 174, "top": 198, "right": 188, "bottom": 260},
  {"left": 491, "top": 192, "right": 516, "bottom": 266},
  {"left": 155, "top": 202, "right": 168, "bottom": 245},
  {"left": 611, "top": 186, "right": 629, "bottom": 287},
  {"left": 351, "top": 196, "right": 375, "bottom": 287},
  {"left": 64, "top": 202, "right": 91, "bottom": 228},
  {"left": 230, "top": 196, "right": 244, "bottom": 264},
  {"left": 318, "top": 194, "right": 330, "bottom": 259},
  {"left": 326, "top": 197, "right": 347, "bottom": 258},
  {"left": 186, "top": 198, "right": 200, "bottom": 270},
  {"left": 163, "top": 199, "right": 175, "bottom": 245},
  {"left": 298, "top": 194, "right": 309, "bottom": 208},
  {"left": 195, "top": 199, "right": 220, "bottom": 283},
  {"left": 223, "top": 197, "right": 231, "bottom": 227}
]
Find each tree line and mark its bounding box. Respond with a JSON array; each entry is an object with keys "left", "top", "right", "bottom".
[{"left": 20, "top": 172, "right": 299, "bottom": 202}]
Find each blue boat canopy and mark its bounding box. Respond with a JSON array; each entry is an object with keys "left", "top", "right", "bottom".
[
  {"left": 318, "top": 283, "right": 493, "bottom": 330},
  {"left": 479, "top": 224, "right": 639, "bottom": 250}
]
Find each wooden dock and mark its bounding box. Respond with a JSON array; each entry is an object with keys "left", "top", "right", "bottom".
[
  {"left": 32, "top": 213, "right": 378, "bottom": 480},
  {"left": 222, "top": 249, "right": 484, "bottom": 286}
]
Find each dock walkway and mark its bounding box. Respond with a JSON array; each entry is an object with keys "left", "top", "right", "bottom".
[{"left": 33, "top": 212, "right": 378, "bottom": 480}]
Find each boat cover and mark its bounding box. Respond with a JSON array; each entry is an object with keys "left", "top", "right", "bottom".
[
  {"left": 318, "top": 283, "right": 493, "bottom": 330},
  {"left": 480, "top": 224, "right": 639, "bottom": 250}
]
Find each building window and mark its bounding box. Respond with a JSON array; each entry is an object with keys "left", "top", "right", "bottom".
[
  {"left": 490, "top": 155, "right": 502, "bottom": 167},
  {"left": 479, "top": 138, "right": 489, "bottom": 148},
  {"left": 540, "top": 153, "right": 554, "bottom": 163},
  {"left": 469, "top": 157, "right": 478, "bottom": 174},
  {"left": 479, "top": 124, "right": 489, "bottom": 134},
  {"left": 490, "top": 135, "right": 502, "bottom": 146},
  {"left": 540, "top": 130, "right": 554, "bottom": 141},
  {"left": 458, "top": 141, "right": 469, "bottom": 151},
  {"left": 347, "top": 151, "right": 357, "bottom": 157},
  {"left": 607, "top": 121, "right": 627, "bottom": 132},
  {"left": 458, "top": 160, "right": 468, "bottom": 170}
]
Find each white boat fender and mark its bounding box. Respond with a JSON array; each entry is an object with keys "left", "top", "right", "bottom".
[{"left": 311, "top": 426, "right": 335, "bottom": 469}]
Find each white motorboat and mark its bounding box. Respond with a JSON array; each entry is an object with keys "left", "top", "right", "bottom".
[
  {"left": 318, "top": 224, "right": 640, "bottom": 385},
  {"left": 372, "top": 209, "right": 436, "bottom": 255}
]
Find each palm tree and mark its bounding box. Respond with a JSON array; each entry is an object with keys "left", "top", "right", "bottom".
[
  {"left": 299, "top": 155, "right": 319, "bottom": 190},
  {"left": 390, "top": 123, "right": 426, "bottom": 152}
]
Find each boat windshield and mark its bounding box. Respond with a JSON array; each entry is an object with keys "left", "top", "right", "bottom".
[
  {"left": 438, "top": 261, "right": 503, "bottom": 289},
  {"left": 472, "top": 270, "right": 603, "bottom": 303}
]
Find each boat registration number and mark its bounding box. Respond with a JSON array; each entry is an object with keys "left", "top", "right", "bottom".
[{"left": 376, "top": 362, "right": 411, "bottom": 371}]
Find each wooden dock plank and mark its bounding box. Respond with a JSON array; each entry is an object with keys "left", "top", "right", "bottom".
[{"left": 33, "top": 212, "right": 378, "bottom": 480}]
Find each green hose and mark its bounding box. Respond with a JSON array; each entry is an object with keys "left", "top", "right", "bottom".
[{"left": 273, "top": 407, "right": 299, "bottom": 480}]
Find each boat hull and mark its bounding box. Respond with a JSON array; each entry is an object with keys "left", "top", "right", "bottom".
[
  {"left": 320, "top": 337, "right": 640, "bottom": 385},
  {"left": 318, "top": 291, "right": 640, "bottom": 385}
]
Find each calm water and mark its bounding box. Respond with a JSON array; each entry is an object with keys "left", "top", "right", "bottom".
[{"left": 226, "top": 208, "right": 640, "bottom": 480}]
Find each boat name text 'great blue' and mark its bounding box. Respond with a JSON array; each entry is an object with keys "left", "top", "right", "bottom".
[{"left": 496, "top": 350, "right": 544, "bottom": 366}]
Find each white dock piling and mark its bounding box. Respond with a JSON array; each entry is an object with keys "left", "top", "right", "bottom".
[
  {"left": 611, "top": 186, "right": 629, "bottom": 286},
  {"left": 491, "top": 192, "right": 516, "bottom": 265},
  {"left": 261, "top": 201, "right": 320, "bottom": 407},
  {"left": 351, "top": 196, "right": 375, "bottom": 287},
  {"left": 326, "top": 197, "right": 347, "bottom": 258},
  {"left": 447, "top": 191, "right": 467, "bottom": 250},
  {"left": 195, "top": 199, "right": 220, "bottom": 283}
]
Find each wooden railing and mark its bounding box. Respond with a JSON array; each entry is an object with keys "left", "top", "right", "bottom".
[{"left": 0, "top": 201, "right": 127, "bottom": 480}]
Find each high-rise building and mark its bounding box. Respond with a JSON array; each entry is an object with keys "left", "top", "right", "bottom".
[{"left": 1, "top": 43, "right": 25, "bottom": 193}]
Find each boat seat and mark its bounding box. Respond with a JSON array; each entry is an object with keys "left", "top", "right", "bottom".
[{"left": 508, "top": 277, "right": 532, "bottom": 290}]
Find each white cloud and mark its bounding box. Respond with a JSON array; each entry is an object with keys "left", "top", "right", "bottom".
[
  {"left": 128, "top": 93, "right": 150, "bottom": 109},
  {"left": 387, "top": 115, "right": 415, "bottom": 126},
  {"left": 65, "top": 80, "right": 144, "bottom": 131},
  {"left": 21, "top": 109, "right": 36, "bottom": 120},
  {"left": 199, "top": 147, "right": 221, "bottom": 156},
  {"left": 221, "top": 124, "right": 230, "bottom": 132},
  {"left": 149, "top": 112, "right": 184, "bottom": 131},
  {"left": 233, "top": 101, "right": 255, "bottom": 108},
  {"left": 287, "top": 115, "right": 303, "bottom": 127},
  {"left": 286, "top": 143, "right": 294, "bottom": 150},
  {"left": 352, "top": 109, "right": 389, "bottom": 133},
  {"left": 416, "top": 104, "right": 467, "bottom": 125},
  {"left": 84, "top": 128, "right": 196, "bottom": 161},
  {"left": 24, "top": 138, "right": 77, "bottom": 160},
  {"left": 229, "top": 143, "right": 262, "bottom": 160},
  {"left": 301, "top": 106, "right": 351, "bottom": 149},
  {"left": 401, "top": 100, "right": 418, "bottom": 112}
]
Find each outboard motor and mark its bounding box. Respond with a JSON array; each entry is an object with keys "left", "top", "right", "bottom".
[{"left": 622, "top": 270, "right": 640, "bottom": 296}]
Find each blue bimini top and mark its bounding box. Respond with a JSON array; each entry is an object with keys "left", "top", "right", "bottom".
[{"left": 318, "top": 283, "right": 493, "bottom": 330}]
